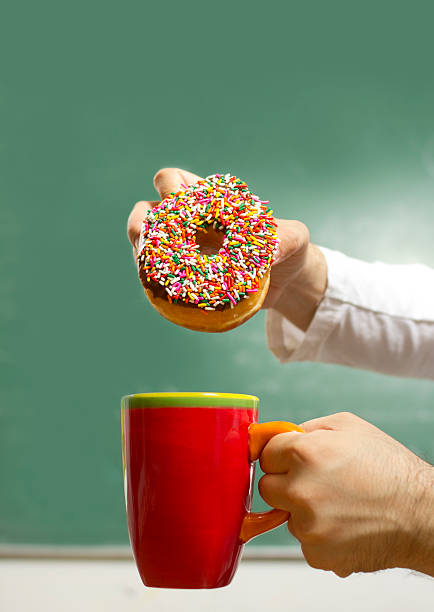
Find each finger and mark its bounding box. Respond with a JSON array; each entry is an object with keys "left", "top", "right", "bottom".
[
  {"left": 153, "top": 168, "right": 203, "bottom": 200},
  {"left": 259, "top": 431, "right": 303, "bottom": 473},
  {"left": 258, "top": 473, "right": 292, "bottom": 512},
  {"left": 127, "top": 200, "right": 159, "bottom": 255},
  {"left": 273, "top": 219, "right": 309, "bottom": 265}
]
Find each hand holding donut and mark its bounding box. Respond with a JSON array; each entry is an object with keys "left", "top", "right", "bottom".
[
  {"left": 127, "top": 168, "right": 327, "bottom": 332},
  {"left": 128, "top": 168, "right": 201, "bottom": 259}
]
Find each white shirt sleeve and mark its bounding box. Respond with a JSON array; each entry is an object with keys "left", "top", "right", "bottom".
[{"left": 266, "top": 247, "right": 434, "bottom": 380}]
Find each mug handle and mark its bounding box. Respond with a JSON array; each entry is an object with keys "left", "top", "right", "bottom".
[{"left": 240, "top": 421, "right": 305, "bottom": 543}]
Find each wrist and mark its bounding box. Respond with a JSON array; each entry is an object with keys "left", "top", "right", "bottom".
[{"left": 273, "top": 244, "right": 327, "bottom": 331}]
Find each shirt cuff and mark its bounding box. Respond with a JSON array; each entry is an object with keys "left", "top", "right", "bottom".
[{"left": 265, "top": 246, "right": 342, "bottom": 363}]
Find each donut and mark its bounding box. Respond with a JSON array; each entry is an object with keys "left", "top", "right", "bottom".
[{"left": 137, "top": 173, "right": 279, "bottom": 332}]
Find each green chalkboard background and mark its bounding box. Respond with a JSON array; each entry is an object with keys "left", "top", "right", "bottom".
[{"left": 1, "top": 0, "right": 434, "bottom": 547}]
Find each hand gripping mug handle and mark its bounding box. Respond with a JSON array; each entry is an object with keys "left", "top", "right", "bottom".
[{"left": 240, "top": 421, "right": 305, "bottom": 544}]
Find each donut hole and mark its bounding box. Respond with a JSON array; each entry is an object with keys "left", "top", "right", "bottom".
[{"left": 195, "top": 224, "right": 225, "bottom": 256}]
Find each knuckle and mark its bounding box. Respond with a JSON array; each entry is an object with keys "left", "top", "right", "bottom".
[
  {"left": 294, "top": 220, "right": 310, "bottom": 244},
  {"left": 336, "top": 411, "right": 356, "bottom": 421},
  {"left": 289, "top": 221, "right": 309, "bottom": 253},
  {"left": 153, "top": 167, "right": 178, "bottom": 186},
  {"left": 153, "top": 168, "right": 168, "bottom": 182},
  {"left": 290, "top": 435, "right": 317, "bottom": 463},
  {"left": 325, "top": 411, "right": 360, "bottom": 428},
  {"left": 287, "top": 431, "right": 305, "bottom": 449},
  {"left": 291, "top": 506, "right": 337, "bottom": 543},
  {"left": 259, "top": 432, "right": 293, "bottom": 473},
  {"left": 292, "top": 518, "right": 314, "bottom": 542},
  {"left": 292, "top": 509, "right": 324, "bottom": 542}
]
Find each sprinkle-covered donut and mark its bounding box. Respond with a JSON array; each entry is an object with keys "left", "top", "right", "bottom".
[{"left": 137, "top": 174, "right": 279, "bottom": 320}]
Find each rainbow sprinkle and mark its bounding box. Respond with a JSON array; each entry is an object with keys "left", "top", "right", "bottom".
[{"left": 137, "top": 173, "right": 279, "bottom": 310}]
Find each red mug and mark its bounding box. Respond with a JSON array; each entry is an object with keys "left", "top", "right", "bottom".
[{"left": 121, "top": 392, "right": 304, "bottom": 589}]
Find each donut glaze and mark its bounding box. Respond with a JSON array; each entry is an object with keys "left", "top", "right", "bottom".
[{"left": 137, "top": 173, "right": 279, "bottom": 332}]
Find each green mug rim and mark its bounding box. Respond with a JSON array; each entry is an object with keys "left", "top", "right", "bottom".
[{"left": 121, "top": 392, "right": 259, "bottom": 409}]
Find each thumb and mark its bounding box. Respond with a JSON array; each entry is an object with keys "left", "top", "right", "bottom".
[{"left": 153, "top": 168, "right": 203, "bottom": 200}]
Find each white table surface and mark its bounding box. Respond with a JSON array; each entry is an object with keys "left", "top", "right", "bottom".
[{"left": 1, "top": 558, "right": 433, "bottom": 612}]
